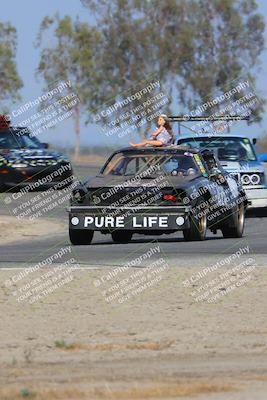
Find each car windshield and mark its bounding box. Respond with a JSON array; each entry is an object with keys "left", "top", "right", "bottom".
[
  {"left": 178, "top": 137, "right": 257, "bottom": 161},
  {"left": 0, "top": 128, "right": 43, "bottom": 150},
  {"left": 101, "top": 152, "right": 201, "bottom": 177}
]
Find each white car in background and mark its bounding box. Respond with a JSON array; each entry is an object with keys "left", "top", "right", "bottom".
[{"left": 176, "top": 134, "right": 267, "bottom": 212}]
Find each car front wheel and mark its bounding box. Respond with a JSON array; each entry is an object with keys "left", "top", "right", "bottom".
[
  {"left": 69, "top": 229, "right": 94, "bottom": 245},
  {"left": 183, "top": 199, "right": 207, "bottom": 241},
  {"left": 221, "top": 202, "right": 245, "bottom": 238},
  {"left": 0, "top": 180, "right": 6, "bottom": 192}
]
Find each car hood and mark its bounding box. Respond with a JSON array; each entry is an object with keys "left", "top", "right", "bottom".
[{"left": 219, "top": 160, "right": 265, "bottom": 173}]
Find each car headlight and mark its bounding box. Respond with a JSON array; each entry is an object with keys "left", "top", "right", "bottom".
[
  {"left": 71, "top": 188, "right": 86, "bottom": 203},
  {"left": 241, "top": 174, "right": 251, "bottom": 185},
  {"left": 241, "top": 173, "right": 261, "bottom": 185},
  {"left": 12, "top": 162, "right": 28, "bottom": 168},
  {"left": 73, "top": 191, "right": 82, "bottom": 202},
  {"left": 250, "top": 174, "right": 261, "bottom": 185}
]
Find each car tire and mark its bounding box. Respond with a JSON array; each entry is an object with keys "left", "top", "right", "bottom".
[
  {"left": 183, "top": 197, "right": 207, "bottom": 241},
  {"left": 0, "top": 180, "right": 6, "bottom": 192},
  {"left": 221, "top": 202, "right": 245, "bottom": 238},
  {"left": 69, "top": 229, "right": 94, "bottom": 245},
  {"left": 111, "top": 230, "right": 133, "bottom": 244}
]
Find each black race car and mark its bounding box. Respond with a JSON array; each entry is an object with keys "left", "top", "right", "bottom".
[
  {"left": 68, "top": 146, "right": 248, "bottom": 245},
  {"left": 0, "top": 126, "right": 73, "bottom": 191}
]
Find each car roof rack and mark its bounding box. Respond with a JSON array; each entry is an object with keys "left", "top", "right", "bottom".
[{"left": 167, "top": 115, "right": 250, "bottom": 122}]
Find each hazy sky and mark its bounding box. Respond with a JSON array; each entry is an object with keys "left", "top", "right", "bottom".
[{"left": 2, "top": 0, "right": 267, "bottom": 148}]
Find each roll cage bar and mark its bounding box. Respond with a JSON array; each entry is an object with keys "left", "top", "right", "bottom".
[{"left": 167, "top": 115, "right": 250, "bottom": 122}]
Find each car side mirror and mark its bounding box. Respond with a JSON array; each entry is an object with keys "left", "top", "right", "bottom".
[
  {"left": 252, "top": 138, "right": 257, "bottom": 145},
  {"left": 209, "top": 167, "right": 220, "bottom": 176},
  {"left": 41, "top": 142, "right": 49, "bottom": 149}
]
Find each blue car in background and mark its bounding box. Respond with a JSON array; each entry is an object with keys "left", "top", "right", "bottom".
[
  {"left": 176, "top": 134, "right": 267, "bottom": 212},
  {"left": 259, "top": 153, "right": 267, "bottom": 163}
]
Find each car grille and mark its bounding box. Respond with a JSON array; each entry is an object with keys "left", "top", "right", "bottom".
[
  {"left": 83, "top": 187, "right": 186, "bottom": 206},
  {"left": 22, "top": 158, "right": 59, "bottom": 167}
]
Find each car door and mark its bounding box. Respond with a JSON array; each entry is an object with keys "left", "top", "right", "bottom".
[{"left": 201, "top": 151, "right": 232, "bottom": 209}]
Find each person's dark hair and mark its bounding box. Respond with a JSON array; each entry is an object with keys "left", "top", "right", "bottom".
[
  {"left": 163, "top": 120, "right": 174, "bottom": 139},
  {"left": 164, "top": 122, "right": 174, "bottom": 144},
  {"left": 157, "top": 115, "right": 174, "bottom": 142}
]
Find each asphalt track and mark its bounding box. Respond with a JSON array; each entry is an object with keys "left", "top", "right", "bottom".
[{"left": 0, "top": 165, "right": 267, "bottom": 269}]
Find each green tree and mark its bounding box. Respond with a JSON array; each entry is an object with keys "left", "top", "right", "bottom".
[
  {"left": 36, "top": 14, "right": 101, "bottom": 158},
  {"left": 81, "top": 0, "right": 265, "bottom": 126},
  {"left": 0, "top": 21, "right": 23, "bottom": 108}
]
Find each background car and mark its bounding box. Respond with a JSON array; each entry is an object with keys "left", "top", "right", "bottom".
[
  {"left": 176, "top": 134, "right": 267, "bottom": 212},
  {"left": 0, "top": 124, "right": 73, "bottom": 191},
  {"left": 258, "top": 153, "right": 267, "bottom": 164}
]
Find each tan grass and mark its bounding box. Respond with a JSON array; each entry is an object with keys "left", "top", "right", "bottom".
[
  {"left": 55, "top": 340, "right": 174, "bottom": 351},
  {"left": 0, "top": 382, "right": 235, "bottom": 400},
  {"left": 94, "top": 383, "right": 235, "bottom": 398},
  {"left": 0, "top": 388, "right": 85, "bottom": 400}
]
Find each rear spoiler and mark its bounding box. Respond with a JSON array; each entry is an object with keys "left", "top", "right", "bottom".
[{"left": 167, "top": 115, "right": 250, "bottom": 122}]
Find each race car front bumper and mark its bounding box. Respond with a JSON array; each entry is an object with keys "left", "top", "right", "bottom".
[
  {"left": 68, "top": 205, "right": 192, "bottom": 231},
  {"left": 245, "top": 187, "right": 267, "bottom": 209}
]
